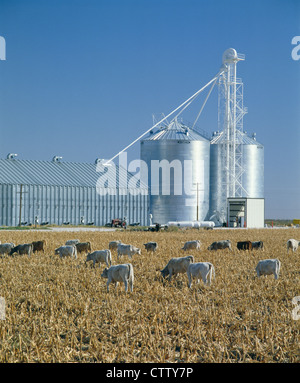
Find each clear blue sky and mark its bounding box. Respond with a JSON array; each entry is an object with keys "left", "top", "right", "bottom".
[{"left": 0, "top": 0, "right": 299, "bottom": 219}]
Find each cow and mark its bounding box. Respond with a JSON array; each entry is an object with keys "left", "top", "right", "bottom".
[
  {"left": 101, "top": 263, "right": 134, "bottom": 292},
  {"left": 65, "top": 239, "right": 80, "bottom": 246},
  {"left": 144, "top": 242, "right": 158, "bottom": 253},
  {"left": 55, "top": 245, "right": 77, "bottom": 259},
  {"left": 160, "top": 255, "right": 194, "bottom": 281},
  {"left": 0, "top": 243, "right": 15, "bottom": 256},
  {"left": 187, "top": 262, "right": 215, "bottom": 287},
  {"left": 237, "top": 241, "right": 252, "bottom": 251},
  {"left": 182, "top": 240, "right": 201, "bottom": 251},
  {"left": 86, "top": 250, "right": 112, "bottom": 267},
  {"left": 109, "top": 240, "right": 122, "bottom": 251},
  {"left": 207, "top": 240, "right": 232, "bottom": 251},
  {"left": 75, "top": 242, "right": 91, "bottom": 254},
  {"left": 251, "top": 241, "right": 264, "bottom": 250},
  {"left": 9, "top": 243, "right": 33, "bottom": 257},
  {"left": 117, "top": 243, "right": 141, "bottom": 259},
  {"left": 32, "top": 240, "right": 46, "bottom": 253},
  {"left": 287, "top": 239, "right": 300, "bottom": 254},
  {"left": 255, "top": 258, "right": 281, "bottom": 280}
]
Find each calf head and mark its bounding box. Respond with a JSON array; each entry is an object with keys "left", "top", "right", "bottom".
[
  {"left": 160, "top": 266, "right": 169, "bottom": 279},
  {"left": 101, "top": 268, "right": 109, "bottom": 279}
]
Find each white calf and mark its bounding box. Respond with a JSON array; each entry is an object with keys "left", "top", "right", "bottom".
[
  {"left": 160, "top": 255, "right": 194, "bottom": 281},
  {"left": 109, "top": 240, "right": 122, "bottom": 251},
  {"left": 144, "top": 242, "right": 158, "bottom": 253},
  {"left": 101, "top": 263, "right": 134, "bottom": 292},
  {"left": 287, "top": 239, "right": 300, "bottom": 253},
  {"left": 187, "top": 262, "right": 215, "bottom": 287},
  {"left": 117, "top": 243, "right": 141, "bottom": 259},
  {"left": 86, "top": 250, "right": 112, "bottom": 267},
  {"left": 255, "top": 258, "right": 281, "bottom": 280},
  {"left": 0, "top": 243, "right": 15, "bottom": 256},
  {"left": 182, "top": 240, "right": 201, "bottom": 251},
  {"left": 65, "top": 239, "right": 80, "bottom": 246},
  {"left": 55, "top": 245, "right": 77, "bottom": 259}
]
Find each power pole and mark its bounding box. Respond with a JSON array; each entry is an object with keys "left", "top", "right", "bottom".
[
  {"left": 196, "top": 182, "right": 199, "bottom": 221},
  {"left": 17, "top": 184, "right": 28, "bottom": 227}
]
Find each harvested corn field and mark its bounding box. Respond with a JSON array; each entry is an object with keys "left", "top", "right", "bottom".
[{"left": 0, "top": 228, "right": 299, "bottom": 362}]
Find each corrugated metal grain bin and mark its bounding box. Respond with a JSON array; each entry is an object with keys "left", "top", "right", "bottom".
[
  {"left": 140, "top": 119, "right": 210, "bottom": 225},
  {"left": 209, "top": 131, "right": 264, "bottom": 225}
]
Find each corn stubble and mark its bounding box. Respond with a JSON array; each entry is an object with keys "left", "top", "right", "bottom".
[{"left": 0, "top": 228, "right": 299, "bottom": 362}]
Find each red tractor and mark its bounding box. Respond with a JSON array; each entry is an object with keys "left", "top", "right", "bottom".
[{"left": 111, "top": 218, "right": 126, "bottom": 228}]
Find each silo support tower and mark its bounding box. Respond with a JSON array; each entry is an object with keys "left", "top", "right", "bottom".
[{"left": 218, "top": 48, "right": 248, "bottom": 200}]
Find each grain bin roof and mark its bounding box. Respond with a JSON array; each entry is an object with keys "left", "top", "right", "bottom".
[
  {"left": 210, "top": 130, "right": 263, "bottom": 146},
  {"left": 142, "top": 119, "right": 210, "bottom": 142},
  {"left": 0, "top": 157, "right": 147, "bottom": 189}
]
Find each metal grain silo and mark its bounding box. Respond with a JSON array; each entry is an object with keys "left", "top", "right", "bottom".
[
  {"left": 209, "top": 131, "right": 264, "bottom": 224},
  {"left": 241, "top": 133, "right": 264, "bottom": 198},
  {"left": 140, "top": 119, "right": 210, "bottom": 225}
]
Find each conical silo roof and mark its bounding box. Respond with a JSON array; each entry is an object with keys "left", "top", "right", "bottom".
[
  {"left": 210, "top": 130, "right": 263, "bottom": 146},
  {"left": 143, "top": 119, "right": 210, "bottom": 142}
]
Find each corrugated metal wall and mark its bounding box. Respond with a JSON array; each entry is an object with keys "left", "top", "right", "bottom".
[
  {"left": 246, "top": 198, "right": 265, "bottom": 228},
  {"left": 140, "top": 121, "right": 210, "bottom": 225},
  {"left": 0, "top": 183, "right": 149, "bottom": 227}
]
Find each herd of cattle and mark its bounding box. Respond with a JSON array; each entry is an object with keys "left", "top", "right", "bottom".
[{"left": 0, "top": 237, "right": 299, "bottom": 292}]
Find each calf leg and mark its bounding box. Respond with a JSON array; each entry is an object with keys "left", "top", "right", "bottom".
[
  {"left": 187, "top": 272, "right": 192, "bottom": 288},
  {"left": 129, "top": 279, "right": 133, "bottom": 292},
  {"left": 124, "top": 279, "right": 128, "bottom": 292},
  {"left": 256, "top": 270, "right": 261, "bottom": 278}
]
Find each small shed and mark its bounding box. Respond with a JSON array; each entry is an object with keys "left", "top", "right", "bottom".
[{"left": 227, "top": 198, "right": 264, "bottom": 228}]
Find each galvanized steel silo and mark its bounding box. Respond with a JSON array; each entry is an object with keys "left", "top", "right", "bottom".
[
  {"left": 209, "top": 131, "right": 264, "bottom": 222},
  {"left": 140, "top": 119, "right": 210, "bottom": 225},
  {"left": 242, "top": 134, "right": 264, "bottom": 198}
]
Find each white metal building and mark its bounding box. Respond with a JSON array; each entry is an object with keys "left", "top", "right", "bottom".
[
  {"left": 227, "top": 198, "right": 265, "bottom": 228},
  {"left": 0, "top": 155, "right": 149, "bottom": 227}
]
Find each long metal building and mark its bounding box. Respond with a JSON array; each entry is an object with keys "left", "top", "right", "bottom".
[{"left": 0, "top": 155, "right": 149, "bottom": 227}]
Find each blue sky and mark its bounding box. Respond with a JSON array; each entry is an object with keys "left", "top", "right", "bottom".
[{"left": 0, "top": 0, "right": 299, "bottom": 219}]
